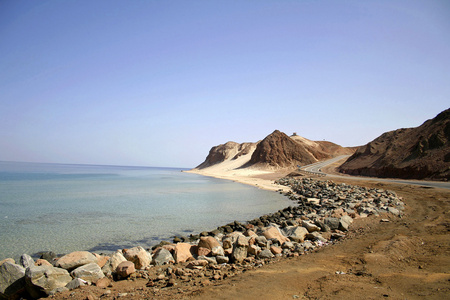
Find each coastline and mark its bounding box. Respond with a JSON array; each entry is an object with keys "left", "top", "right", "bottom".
[
  {"left": 185, "top": 167, "right": 293, "bottom": 193},
  {"left": 3, "top": 163, "right": 449, "bottom": 299}
]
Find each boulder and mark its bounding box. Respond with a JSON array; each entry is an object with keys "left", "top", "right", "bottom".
[
  {"left": 20, "top": 254, "right": 34, "bottom": 269},
  {"left": 174, "top": 243, "right": 194, "bottom": 263},
  {"left": 258, "top": 249, "right": 274, "bottom": 259},
  {"left": 388, "top": 207, "right": 400, "bottom": 216},
  {"left": 324, "top": 217, "right": 340, "bottom": 230},
  {"left": 198, "top": 236, "right": 220, "bottom": 250},
  {"left": 306, "top": 232, "right": 327, "bottom": 243},
  {"left": 35, "top": 259, "right": 52, "bottom": 267},
  {"left": 197, "top": 247, "right": 211, "bottom": 257},
  {"left": 262, "top": 226, "right": 289, "bottom": 244},
  {"left": 101, "top": 251, "right": 127, "bottom": 275},
  {"left": 283, "top": 226, "right": 308, "bottom": 242},
  {"left": 186, "top": 260, "right": 208, "bottom": 269},
  {"left": 0, "top": 261, "right": 26, "bottom": 299},
  {"left": 255, "top": 236, "right": 268, "bottom": 248},
  {"left": 211, "top": 245, "right": 225, "bottom": 257},
  {"left": 38, "top": 251, "right": 57, "bottom": 263},
  {"left": 65, "top": 278, "right": 88, "bottom": 290},
  {"left": 281, "top": 241, "right": 295, "bottom": 250},
  {"left": 339, "top": 215, "right": 354, "bottom": 231},
  {"left": 55, "top": 251, "right": 97, "bottom": 270},
  {"left": 224, "top": 232, "right": 245, "bottom": 245},
  {"left": 123, "top": 246, "right": 151, "bottom": 269},
  {"left": 151, "top": 248, "right": 175, "bottom": 266},
  {"left": 0, "top": 258, "right": 15, "bottom": 267},
  {"left": 25, "top": 265, "right": 72, "bottom": 298},
  {"left": 95, "top": 277, "right": 112, "bottom": 288},
  {"left": 115, "top": 261, "right": 135, "bottom": 278},
  {"left": 270, "top": 246, "right": 282, "bottom": 255},
  {"left": 231, "top": 235, "right": 248, "bottom": 263},
  {"left": 198, "top": 237, "right": 224, "bottom": 256},
  {"left": 93, "top": 253, "right": 109, "bottom": 268},
  {"left": 197, "top": 256, "right": 217, "bottom": 265},
  {"left": 248, "top": 244, "right": 261, "bottom": 256},
  {"left": 301, "top": 241, "right": 314, "bottom": 251},
  {"left": 301, "top": 221, "right": 321, "bottom": 233},
  {"left": 70, "top": 263, "right": 104, "bottom": 283},
  {"left": 222, "top": 237, "right": 233, "bottom": 250},
  {"left": 216, "top": 256, "right": 229, "bottom": 264}
]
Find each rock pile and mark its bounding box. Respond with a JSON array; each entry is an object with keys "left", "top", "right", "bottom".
[{"left": 0, "top": 178, "right": 405, "bottom": 299}]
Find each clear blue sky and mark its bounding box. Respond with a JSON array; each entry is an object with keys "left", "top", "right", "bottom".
[{"left": 1, "top": 0, "right": 449, "bottom": 168}]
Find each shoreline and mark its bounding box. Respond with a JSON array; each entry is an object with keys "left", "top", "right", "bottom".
[
  {"left": 184, "top": 167, "right": 293, "bottom": 192},
  {"left": 11, "top": 166, "right": 450, "bottom": 300},
  {"left": 1, "top": 171, "right": 408, "bottom": 299}
]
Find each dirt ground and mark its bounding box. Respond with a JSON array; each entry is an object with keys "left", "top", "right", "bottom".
[{"left": 51, "top": 174, "right": 450, "bottom": 300}]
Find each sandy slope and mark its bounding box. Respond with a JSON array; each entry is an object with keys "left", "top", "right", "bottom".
[{"left": 186, "top": 149, "right": 293, "bottom": 192}]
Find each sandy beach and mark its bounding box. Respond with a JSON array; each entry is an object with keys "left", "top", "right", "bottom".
[{"left": 185, "top": 148, "right": 294, "bottom": 192}]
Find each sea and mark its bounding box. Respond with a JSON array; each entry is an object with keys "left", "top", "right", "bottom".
[{"left": 0, "top": 161, "right": 291, "bottom": 261}]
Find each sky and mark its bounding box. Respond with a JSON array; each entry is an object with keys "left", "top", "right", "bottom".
[{"left": 0, "top": 0, "right": 449, "bottom": 168}]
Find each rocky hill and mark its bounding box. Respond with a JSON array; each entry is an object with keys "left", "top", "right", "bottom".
[
  {"left": 339, "top": 108, "right": 450, "bottom": 180},
  {"left": 195, "top": 130, "right": 355, "bottom": 170}
]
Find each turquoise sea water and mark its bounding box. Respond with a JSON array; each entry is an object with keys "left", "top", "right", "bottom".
[{"left": 0, "top": 161, "right": 291, "bottom": 261}]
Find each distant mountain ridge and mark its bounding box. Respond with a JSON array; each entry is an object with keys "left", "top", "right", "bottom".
[
  {"left": 339, "top": 108, "right": 450, "bottom": 180},
  {"left": 195, "top": 130, "right": 355, "bottom": 170}
]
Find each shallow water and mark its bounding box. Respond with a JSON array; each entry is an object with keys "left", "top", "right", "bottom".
[{"left": 0, "top": 161, "right": 291, "bottom": 260}]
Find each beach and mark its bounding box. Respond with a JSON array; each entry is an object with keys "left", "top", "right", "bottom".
[
  {"left": 56, "top": 168, "right": 450, "bottom": 300},
  {"left": 1, "top": 163, "right": 449, "bottom": 299}
]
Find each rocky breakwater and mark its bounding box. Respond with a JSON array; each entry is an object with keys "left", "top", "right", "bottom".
[{"left": 0, "top": 178, "right": 405, "bottom": 299}]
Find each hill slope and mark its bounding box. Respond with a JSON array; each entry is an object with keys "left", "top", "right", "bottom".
[
  {"left": 339, "top": 108, "right": 450, "bottom": 180},
  {"left": 194, "top": 130, "right": 355, "bottom": 171}
]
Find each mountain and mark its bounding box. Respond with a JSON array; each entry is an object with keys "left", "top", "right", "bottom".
[
  {"left": 194, "top": 130, "right": 355, "bottom": 170},
  {"left": 339, "top": 108, "right": 450, "bottom": 180}
]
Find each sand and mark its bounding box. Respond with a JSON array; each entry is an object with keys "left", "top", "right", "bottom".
[{"left": 185, "top": 151, "right": 293, "bottom": 192}]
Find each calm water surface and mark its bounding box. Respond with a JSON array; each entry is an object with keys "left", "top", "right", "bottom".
[{"left": 0, "top": 161, "right": 291, "bottom": 260}]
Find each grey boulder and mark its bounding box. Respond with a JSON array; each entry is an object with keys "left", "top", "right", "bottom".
[
  {"left": 70, "top": 263, "right": 104, "bottom": 284},
  {"left": 25, "top": 265, "right": 72, "bottom": 298},
  {"left": 0, "top": 262, "right": 26, "bottom": 300}
]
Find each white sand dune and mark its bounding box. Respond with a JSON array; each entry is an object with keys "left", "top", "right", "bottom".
[{"left": 186, "top": 147, "right": 291, "bottom": 192}]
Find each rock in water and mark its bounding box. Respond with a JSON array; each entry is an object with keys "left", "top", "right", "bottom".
[
  {"left": 123, "top": 246, "right": 151, "bottom": 269},
  {"left": 0, "top": 261, "right": 26, "bottom": 299},
  {"left": 55, "top": 251, "right": 97, "bottom": 270},
  {"left": 70, "top": 263, "right": 104, "bottom": 283},
  {"left": 25, "top": 265, "right": 72, "bottom": 298},
  {"left": 20, "top": 254, "right": 35, "bottom": 269}
]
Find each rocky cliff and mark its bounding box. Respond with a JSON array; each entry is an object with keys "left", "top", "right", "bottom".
[
  {"left": 339, "top": 108, "right": 450, "bottom": 180},
  {"left": 195, "top": 130, "right": 354, "bottom": 170}
]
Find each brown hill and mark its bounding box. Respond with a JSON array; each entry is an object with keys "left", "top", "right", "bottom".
[
  {"left": 195, "top": 130, "right": 355, "bottom": 170},
  {"left": 246, "top": 130, "right": 331, "bottom": 168},
  {"left": 339, "top": 108, "right": 450, "bottom": 180}
]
